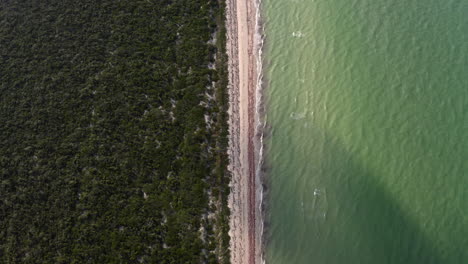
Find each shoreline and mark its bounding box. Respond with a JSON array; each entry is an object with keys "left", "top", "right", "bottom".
[{"left": 226, "top": 0, "right": 263, "bottom": 263}]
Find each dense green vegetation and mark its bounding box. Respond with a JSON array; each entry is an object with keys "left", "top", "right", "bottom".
[{"left": 0, "top": 0, "right": 230, "bottom": 263}]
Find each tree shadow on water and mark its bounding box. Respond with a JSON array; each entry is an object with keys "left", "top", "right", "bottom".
[{"left": 266, "top": 128, "right": 448, "bottom": 264}]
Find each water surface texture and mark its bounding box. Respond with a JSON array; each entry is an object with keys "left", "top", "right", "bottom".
[{"left": 263, "top": 0, "right": 468, "bottom": 263}]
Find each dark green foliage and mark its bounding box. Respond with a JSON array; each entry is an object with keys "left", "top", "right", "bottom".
[{"left": 0, "top": 0, "right": 230, "bottom": 263}]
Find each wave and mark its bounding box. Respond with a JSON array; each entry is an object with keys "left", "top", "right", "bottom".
[{"left": 253, "top": 0, "right": 266, "bottom": 262}]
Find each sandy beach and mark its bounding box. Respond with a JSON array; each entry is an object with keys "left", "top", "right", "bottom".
[{"left": 226, "top": 0, "right": 262, "bottom": 263}]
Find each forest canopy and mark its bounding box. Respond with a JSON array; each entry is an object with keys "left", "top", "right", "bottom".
[{"left": 0, "top": 0, "right": 230, "bottom": 263}]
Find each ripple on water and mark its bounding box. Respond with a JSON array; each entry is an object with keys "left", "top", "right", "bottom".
[{"left": 263, "top": 0, "right": 468, "bottom": 263}]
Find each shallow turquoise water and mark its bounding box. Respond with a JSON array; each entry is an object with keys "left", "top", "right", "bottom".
[{"left": 262, "top": 0, "right": 468, "bottom": 263}]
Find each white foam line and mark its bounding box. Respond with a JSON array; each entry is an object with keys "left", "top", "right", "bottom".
[{"left": 253, "top": 0, "right": 266, "bottom": 262}]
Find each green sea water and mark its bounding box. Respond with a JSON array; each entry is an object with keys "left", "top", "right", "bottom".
[{"left": 262, "top": 0, "right": 468, "bottom": 263}]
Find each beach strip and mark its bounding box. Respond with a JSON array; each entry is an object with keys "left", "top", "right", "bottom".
[{"left": 226, "top": 0, "right": 262, "bottom": 263}]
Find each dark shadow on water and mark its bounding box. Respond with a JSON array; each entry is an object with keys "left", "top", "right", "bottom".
[{"left": 263, "top": 127, "right": 455, "bottom": 264}]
